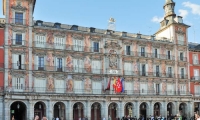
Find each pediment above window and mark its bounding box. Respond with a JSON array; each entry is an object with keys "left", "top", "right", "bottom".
[{"left": 11, "top": 2, "right": 27, "bottom": 12}]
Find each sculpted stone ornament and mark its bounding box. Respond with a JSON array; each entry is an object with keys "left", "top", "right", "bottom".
[{"left": 109, "top": 50, "right": 118, "bottom": 69}]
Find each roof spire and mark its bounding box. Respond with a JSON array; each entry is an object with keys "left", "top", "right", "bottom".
[{"left": 163, "top": 0, "right": 176, "bottom": 19}]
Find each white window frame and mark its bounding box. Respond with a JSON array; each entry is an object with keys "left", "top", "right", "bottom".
[
  {"left": 193, "top": 54, "right": 199, "bottom": 64},
  {"left": 35, "top": 34, "right": 46, "bottom": 48},
  {"left": 54, "top": 37, "right": 65, "bottom": 49},
  {"left": 12, "top": 77, "right": 24, "bottom": 92},
  {"left": 13, "top": 32, "right": 25, "bottom": 45}
]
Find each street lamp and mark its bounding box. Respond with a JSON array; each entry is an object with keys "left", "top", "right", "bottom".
[
  {"left": 58, "top": 104, "right": 60, "bottom": 109},
  {"left": 168, "top": 104, "right": 171, "bottom": 108},
  {"left": 39, "top": 104, "right": 41, "bottom": 109},
  {"left": 17, "top": 103, "right": 20, "bottom": 109}
]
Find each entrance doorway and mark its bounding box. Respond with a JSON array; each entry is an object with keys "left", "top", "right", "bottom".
[
  {"left": 10, "top": 101, "right": 27, "bottom": 120},
  {"left": 73, "top": 102, "right": 84, "bottom": 120},
  {"left": 54, "top": 102, "right": 66, "bottom": 120},
  {"left": 91, "top": 102, "right": 101, "bottom": 120},
  {"left": 108, "top": 103, "right": 118, "bottom": 120},
  {"left": 34, "top": 102, "right": 46, "bottom": 120},
  {"left": 124, "top": 103, "right": 133, "bottom": 117},
  {"left": 140, "top": 102, "right": 148, "bottom": 119}
]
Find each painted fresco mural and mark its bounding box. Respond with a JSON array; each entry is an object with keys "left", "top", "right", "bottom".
[
  {"left": 84, "top": 78, "right": 92, "bottom": 92},
  {"left": 134, "top": 79, "right": 139, "bottom": 91},
  {"left": 47, "top": 31, "right": 54, "bottom": 47},
  {"left": 84, "top": 35, "right": 90, "bottom": 52},
  {"left": 162, "top": 82, "right": 167, "bottom": 93},
  {"left": 66, "top": 75, "right": 73, "bottom": 92},
  {"left": 161, "top": 61, "right": 166, "bottom": 75},
  {"left": 148, "top": 79, "right": 154, "bottom": 91},
  {"left": 133, "top": 60, "right": 138, "bottom": 75},
  {"left": 66, "top": 55, "right": 73, "bottom": 71},
  {"left": 46, "top": 52, "right": 54, "bottom": 70},
  {"left": 84, "top": 56, "right": 91, "bottom": 72},
  {"left": 147, "top": 43, "right": 152, "bottom": 57},
  {"left": 25, "top": 73, "right": 29, "bottom": 90},
  {"left": 133, "top": 41, "right": 137, "bottom": 56},
  {"left": 148, "top": 60, "right": 153, "bottom": 74},
  {"left": 8, "top": 71, "right": 12, "bottom": 87},
  {"left": 47, "top": 75, "right": 54, "bottom": 91},
  {"left": 66, "top": 33, "right": 72, "bottom": 50}
]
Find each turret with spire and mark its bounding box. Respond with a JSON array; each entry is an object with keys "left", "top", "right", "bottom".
[{"left": 163, "top": 0, "right": 176, "bottom": 19}]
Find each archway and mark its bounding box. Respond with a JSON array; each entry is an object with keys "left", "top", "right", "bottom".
[
  {"left": 108, "top": 103, "right": 118, "bottom": 120},
  {"left": 10, "top": 101, "right": 27, "bottom": 120},
  {"left": 140, "top": 102, "right": 148, "bottom": 119},
  {"left": 54, "top": 102, "right": 66, "bottom": 120},
  {"left": 91, "top": 102, "right": 101, "bottom": 120},
  {"left": 179, "top": 103, "right": 187, "bottom": 117},
  {"left": 73, "top": 102, "right": 84, "bottom": 120},
  {"left": 153, "top": 102, "right": 161, "bottom": 117},
  {"left": 124, "top": 102, "right": 134, "bottom": 117},
  {"left": 34, "top": 102, "right": 46, "bottom": 120},
  {"left": 167, "top": 102, "right": 175, "bottom": 119},
  {"left": 194, "top": 102, "right": 200, "bottom": 115}
]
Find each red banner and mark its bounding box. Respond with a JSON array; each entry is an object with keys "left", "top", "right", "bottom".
[{"left": 113, "top": 77, "right": 122, "bottom": 93}]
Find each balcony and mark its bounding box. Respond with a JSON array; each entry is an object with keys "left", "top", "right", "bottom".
[
  {"left": 178, "top": 74, "right": 188, "bottom": 79},
  {"left": 191, "top": 76, "right": 200, "bottom": 82},
  {"left": 191, "top": 92, "right": 200, "bottom": 97},
  {"left": 123, "top": 71, "right": 175, "bottom": 78},
  {"left": 10, "top": 18, "right": 26, "bottom": 25},
  {"left": 123, "top": 51, "right": 134, "bottom": 56},
  {"left": 5, "top": 87, "right": 191, "bottom": 96},
  {"left": 177, "top": 40, "right": 186, "bottom": 46},
  {"left": 34, "top": 65, "right": 103, "bottom": 74},
  {"left": 33, "top": 41, "right": 103, "bottom": 53},
  {"left": 166, "top": 73, "right": 175, "bottom": 78},
  {"left": 12, "top": 63, "right": 26, "bottom": 70},
  {"left": 193, "top": 60, "right": 200, "bottom": 65},
  {"left": 11, "top": 39, "right": 26, "bottom": 46},
  {"left": 179, "top": 56, "right": 187, "bottom": 62}
]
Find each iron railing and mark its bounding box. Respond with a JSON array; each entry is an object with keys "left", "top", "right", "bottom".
[
  {"left": 193, "top": 60, "right": 200, "bottom": 65},
  {"left": 12, "top": 63, "right": 26, "bottom": 70},
  {"left": 179, "top": 56, "right": 187, "bottom": 62},
  {"left": 11, "top": 39, "right": 26, "bottom": 46},
  {"left": 178, "top": 74, "right": 188, "bottom": 79},
  {"left": 4, "top": 87, "right": 191, "bottom": 96},
  {"left": 191, "top": 76, "right": 200, "bottom": 81},
  {"left": 123, "top": 71, "right": 175, "bottom": 78},
  {"left": 10, "top": 18, "right": 26, "bottom": 25},
  {"left": 33, "top": 41, "right": 103, "bottom": 53}
]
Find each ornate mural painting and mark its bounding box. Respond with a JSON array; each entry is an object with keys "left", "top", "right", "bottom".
[
  {"left": 8, "top": 49, "right": 12, "bottom": 69},
  {"left": 8, "top": 27, "right": 12, "bottom": 45},
  {"left": 134, "top": 80, "right": 139, "bottom": 91},
  {"left": 9, "top": 0, "right": 17, "bottom": 23},
  {"left": 84, "top": 78, "right": 92, "bottom": 92},
  {"left": 162, "top": 82, "right": 166, "bottom": 93},
  {"left": 66, "top": 78, "right": 74, "bottom": 92},
  {"left": 66, "top": 55, "right": 73, "bottom": 71},
  {"left": 161, "top": 61, "right": 166, "bottom": 75},
  {"left": 47, "top": 31, "right": 54, "bottom": 47},
  {"left": 8, "top": 71, "right": 12, "bottom": 87},
  {"left": 148, "top": 60, "right": 153, "bottom": 73},
  {"left": 133, "top": 42, "right": 137, "bottom": 56},
  {"left": 109, "top": 50, "right": 118, "bottom": 69},
  {"left": 25, "top": 73, "right": 29, "bottom": 90},
  {"left": 47, "top": 75, "right": 54, "bottom": 91},
  {"left": 133, "top": 60, "right": 138, "bottom": 75},
  {"left": 148, "top": 79, "right": 154, "bottom": 91},
  {"left": 84, "top": 35, "right": 90, "bottom": 52},
  {"left": 147, "top": 43, "right": 152, "bottom": 57},
  {"left": 84, "top": 56, "right": 91, "bottom": 72},
  {"left": 66, "top": 33, "right": 72, "bottom": 50},
  {"left": 46, "top": 52, "right": 54, "bottom": 70}
]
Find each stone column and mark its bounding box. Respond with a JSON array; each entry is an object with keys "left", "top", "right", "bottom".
[
  {"left": 149, "top": 101, "right": 153, "bottom": 116},
  {"left": 120, "top": 101, "right": 124, "bottom": 118},
  {"left": 48, "top": 100, "right": 53, "bottom": 120},
  {"left": 176, "top": 101, "right": 180, "bottom": 115},
  {"left": 189, "top": 101, "right": 194, "bottom": 119},
  {"left": 29, "top": 100, "right": 35, "bottom": 120},
  {"left": 4, "top": 100, "right": 9, "bottom": 120},
  {"left": 68, "top": 101, "right": 73, "bottom": 120},
  {"left": 135, "top": 101, "right": 139, "bottom": 119},
  {"left": 104, "top": 101, "right": 108, "bottom": 120},
  {"left": 86, "top": 101, "right": 91, "bottom": 120}
]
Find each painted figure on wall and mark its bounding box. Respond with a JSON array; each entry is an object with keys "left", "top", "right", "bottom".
[
  {"left": 134, "top": 80, "right": 139, "bottom": 91},
  {"left": 8, "top": 28, "right": 12, "bottom": 45},
  {"left": 25, "top": 50, "right": 29, "bottom": 69},
  {"left": 161, "top": 62, "right": 166, "bottom": 75},
  {"left": 8, "top": 49, "right": 12, "bottom": 69},
  {"left": 66, "top": 79, "right": 73, "bottom": 92},
  {"left": 133, "top": 42, "right": 137, "bottom": 56},
  {"left": 109, "top": 50, "right": 118, "bottom": 69},
  {"left": 47, "top": 76, "right": 54, "bottom": 91},
  {"left": 133, "top": 60, "right": 138, "bottom": 75},
  {"left": 84, "top": 36, "right": 90, "bottom": 52},
  {"left": 160, "top": 46, "right": 165, "bottom": 58},
  {"left": 66, "top": 56, "right": 73, "bottom": 71},
  {"left": 8, "top": 71, "right": 12, "bottom": 87},
  {"left": 25, "top": 74, "right": 29, "bottom": 90},
  {"left": 147, "top": 43, "right": 152, "bottom": 57},
  {"left": 84, "top": 78, "right": 92, "bottom": 92},
  {"left": 47, "top": 52, "right": 54, "bottom": 70},
  {"left": 84, "top": 56, "right": 91, "bottom": 72},
  {"left": 148, "top": 79, "right": 153, "bottom": 91},
  {"left": 162, "top": 82, "right": 166, "bottom": 94},
  {"left": 66, "top": 34, "right": 72, "bottom": 49},
  {"left": 47, "top": 32, "right": 54, "bottom": 45},
  {"left": 148, "top": 60, "right": 153, "bottom": 73},
  {"left": 9, "top": 0, "right": 17, "bottom": 23}
]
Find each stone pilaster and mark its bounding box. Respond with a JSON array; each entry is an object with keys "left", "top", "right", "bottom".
[
  {"left": 120, "top": 101, "right": 124, "bottom": 118},
  {"left": 135, "top": 101, "right": 139, "bottom": 119},
  {"left": 149, "top": 101, "right": 153, "bottom": 116},
  {"left": 86, "top": 101, "right": 91, "bottom": 120},
  {"left": 29, "top": 100, "right": 34, "bottom": 120},
  {"left": 4, "top": 100, "right": 9, "bottom": 120},
  {"left": 104, "top": 101, "right": 108, "bottom": 120},
  {"left": 68, "top": 101, "right": 73, "bottom": 120},
  {"left": 48, "top": 100, "right": 53, "bottom": 120}
]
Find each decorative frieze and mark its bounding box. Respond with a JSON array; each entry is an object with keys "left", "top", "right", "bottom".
[
  {"left": 11, "top": 48, "right": 26, "bottom": 54},
  {"left": 137, "top": 41, "right": 146, "bottom": 46},
  {"left": 34, "top": 29, "right": 47, "bottom": 36},
  {"left": 12, "top": 26, "right": 27, "bottom": 33},
  {"left": 122, "top": 40, "right": 132, "bottom": 45},
  {"left": 90, "top": 37, "right": 101, "bottom": 42},
  {"left": 152, "top": 43, "right": 160, "bottom": 48},
  {"left": 11, "top": 2, "right": 27, "bottom": 11},
  {"left": 12, "top": 71, "right": 25, "bottom": 78},
  {"left": 72, "top": 34, "right": 84, "bottom": 40},
  {"left": 54, "top": 32, "right": 66, "bottom": 38},
  {"left": 104, "top": 40, "right": 122, "bottom": 50}
]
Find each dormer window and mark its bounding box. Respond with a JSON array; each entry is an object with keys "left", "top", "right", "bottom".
[
  {"left": 54, "top": 23, "right": 61, "bottom": 29},
  {"left": 38, "top": 22, "right": 42, "bottom": 26},
  {"left": 71, "top": 25, "right": 78, "bottom": 31},
  {"left": 90, "top": 27, "right": 95, "bottom": 33},
  {"left": 36, "top": 20, "right": 43, "bottom": 26}
]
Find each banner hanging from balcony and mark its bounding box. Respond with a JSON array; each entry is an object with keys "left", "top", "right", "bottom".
[{"left": 113, "top": 77, "right": 122, "bottom": 93}]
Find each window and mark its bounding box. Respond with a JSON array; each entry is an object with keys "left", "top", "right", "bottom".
[
  {"left": 55, "top": 37, "right": 65, "bottom": 49},
  {"left": 155, "top": 49, "right": 158, "bottom": 58},
  {"left": 57, "top": 58, "right": 62, "bottom": 71},
  {"left": 126, "top": 46, "right": 131, "bottom": 55},
  {"left": 15, "top": 12, "right": 23, "bottom": 24},
  {"left": 38, "top": 57, "right": 44, "bottom": 70},
  {"left": 181, "top": 68, "right": 184, "bottom": 79},
  {"left": 124, "top": 63, "right": 132, "bottom": 75},
  {"left": 141, "top": 47, "right": 145, "bottom": 57},
  {"left": 92, "top": 60, "right": 101, "bottom": 74},
  {"left": 167, "top": 51, "right": 171, "bottom": 59},
  {"left": 73, "top": 39, "right": 83, "bottom": 51},
  {"left": 13, "top": 78, "right": 24, "bottom": 91},
  {"left": 16, "top": 34, "right": 22, "bottom": 45},
  {"left": 193, "top": 54, "right": 198, "bottom": 64},
  {"left": 35, "top": 35, "right": 45, "bottom": 48},
  {"left": 12, "top": 54, "right": 25, "bottom": 70},
  {"left": 180, "top": 52, "right": 183, "bottom": 61},
  {"left": 142, "top": 64, "right": 146, "bottom": 76},
  {"left": 73, "top": 59, "right": 83, "bottom": 72},
  {"left": 93, "top": 42, "right": 99, "bottom": 52},
  {"left": 178, "top": 34, "right": 184, "bottom": 45},
  {"left": 195, "top": 85, "right": 200, "bottom": 96},
  {"left": 38, "top": 22, "right": 42, "bottom": 26},
  {"left": 156, "top": 84, "right": 160, "bottom": 94},
  {"left": 168, "top": 67, "right": 172, "bottom": 77},
  {"left": 194, "top": 69, "right": 199, "bottom": 80},
  {"left": 156, "top": 66, "right": 159, "bottom": 77},
  {"left": 55, "top": 24, "right": 60, "bottom": 28}
]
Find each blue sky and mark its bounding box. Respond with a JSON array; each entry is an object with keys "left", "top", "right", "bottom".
[{"left": 0, "top": 0, "right": 200, "bottom": 43}]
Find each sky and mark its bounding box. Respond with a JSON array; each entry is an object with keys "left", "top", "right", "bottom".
[{"left": 0, "top": 0, "right": 200, "bottom": 43}]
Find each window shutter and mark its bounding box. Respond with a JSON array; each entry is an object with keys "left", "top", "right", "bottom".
[
  {"left": 13, "top": 32, "right": 16, "bottom": 45},
  {"left": 35, "top": 56, "right": 38, "bottom": 70},
  {"left": 124, "top": 45, "right": 126, "bottom": 55}
]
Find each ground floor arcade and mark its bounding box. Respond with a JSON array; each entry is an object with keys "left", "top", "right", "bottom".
[{"left": 4, "top": 96, "right": 193, "bottom": 120}]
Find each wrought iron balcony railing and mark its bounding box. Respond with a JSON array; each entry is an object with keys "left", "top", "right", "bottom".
[
  {"left": 179, "top": 56, "right": 187, "bottom": 62},
  {"left": 123, "top": 51, "right": 134, "bottom": 56},
  {"left": 5, "top": 87, "right": 191, "bottom": 96},
  {"left": 11, "top": 39, "right": 26, "bottom": 46},
  {"left": 33, "top": 41, "right": 103, "bottom": 53},
  {"left": 123, "top": 71, "right": 175, "bottom": 78},
  {"left": 191, "top": 76, "right": 200, "bottom": 81},
  {"left": 12, "top": 63, "right": 26, "bottom": 70},
  {"left": 193, "top": 60, "right": 200, "bottom": 65},
  {"left": 33, "top": 65, "right": 103, "bottom": 74},
  {"left": 178, "top": 74, "right": 188, "bottom": 79},
  {"left": 10, "top": 18, "right": 26, "bottom": 25}
]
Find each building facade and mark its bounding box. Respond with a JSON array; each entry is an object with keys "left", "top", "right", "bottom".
[
  {"left": 3, "top": 0, "right": 193, "bottom": 120},
  {"left": 189, "top": 42, "right": 200, "bottom": 115}
]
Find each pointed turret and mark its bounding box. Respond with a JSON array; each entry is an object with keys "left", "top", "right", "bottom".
[{"left": 163, "top": 0, "right": 176, "bottom": 19}]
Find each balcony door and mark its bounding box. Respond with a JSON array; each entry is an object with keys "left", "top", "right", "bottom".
[
  {"left": 73, "top": 39, "right": 83, "bottom": 51},
  {"left": 12, "top": 54, "right": 24, "bottom": 69},
  {"left": 92, "top": 60, "right": 101, "bottom": 74},
  {"left": 55, "top": 80, "right": 64, "bottom": 93},
  {"left": 35, "top": 79, "right": 46, "bottom": 93},
  {"left": 74, "top": 81, "right": 83, "bottom": 94},
  {"left": 194, "top": 69, "right": 199, "bottom": 80},
  {"left": 92, "top": 81, "right": 101, "bottom": 94},
  {"left": 125, "top": 81, "right": 133, "bottom": 95},
  {"left": 12, "top": 78, "right": 24, "bottom": 92}
]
